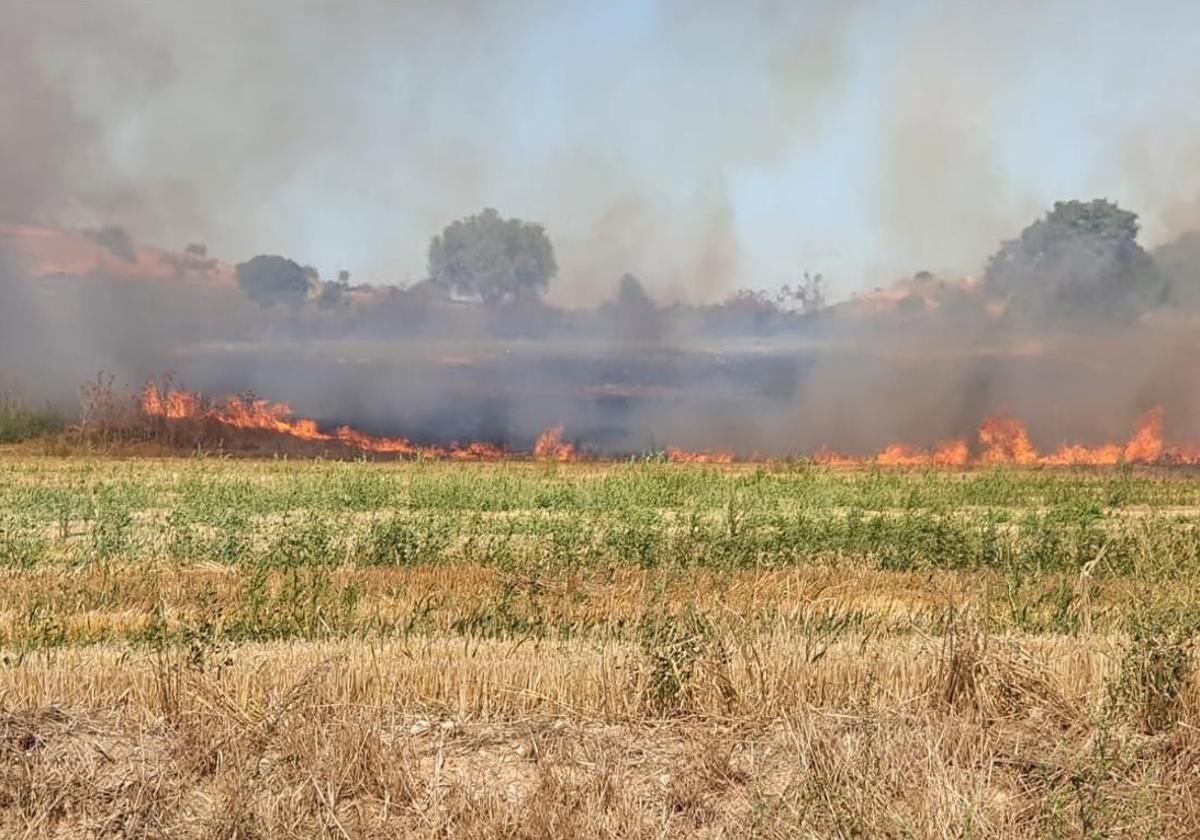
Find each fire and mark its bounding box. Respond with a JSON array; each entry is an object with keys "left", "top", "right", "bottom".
[
  {"left": 1014, "top": 407, "right": 1167, "bottom": 466},
  {"left": 932, "top": 439, "right": 972, "bottom": 467},
  {"left": 822, "top": 406, "right": 1190, "bottom": 468},
  {"left": 142, "top": 386, "right": 203, "bottom": 420},
  {"left": 142, "top": 384, "right": 504, "bottom": 459},
  {"left": 875, "top": 439, "right": 970, "bottom": 468},
  {"left": 141, "top": 384, "right": 1199, "bottom": 467},
  {"left": 534, "top": 426, "right": 577, "bottom": 461},
  {"left": 666, "top": 447, "right": 734, "bottom": 464},
  {"left": 1040, "top": 444, "right": 1123, "bottom": 467},
  {"left": 1123, "top": 406, "right": 1165, "bottom": 464},
  {"left": 874, "top": 444, "right": 928, "bottom": 467},
  {"left": 813, "top": 448, "right": 859, "bottom": 467},
  {"left": 978, "top": 413, "right": 1039, "bottom": 465},
  {"left": 449, "top": 441, "right": 508, "bottom": 461}
]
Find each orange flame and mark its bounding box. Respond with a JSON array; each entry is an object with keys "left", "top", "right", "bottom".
[
  {"left": 842, "top": 407, "right": 1187, "bottom": 468},
  {"left": 142, "top": 386, "right": 203, "bottom": 420},
  {"left": 665, "top": 447, "right": 734, "bottom": 464},
  {"left": 984, "top": 407, "right": 1170, "bottom": 467},
  {"left": 875, "top": 439, "right": 971, "bottom": 468},
  {"left": 142, "top": 384, "right": 1198, "bottom": 467},
  {"left": 448, "top": 441, "right": 509, "bottom": 461},
  {"left": 143, "top": 384, "right": 483, "bottom": 458},
  {"left": 978, "top": 412, "right": 1039, "bottom": 465},
  {"left": 533, "top": 426, "right": 577, "bottom": 461},
  {"left": 813, "top": 448, "right": 859, "bottom": 467},
  {"left": 1123, "top": 406, "right": 1165, "bottom": 464},
  {"left": 1039, "top": 443, "right": 1123, "bottom": 467}
]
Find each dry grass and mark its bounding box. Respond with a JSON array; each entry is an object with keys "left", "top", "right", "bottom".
[
  {"left": 2, "top": 634, "right": 1199, "bottom": 838},
  {"left": 0, "top": 563, "right": 977, "bottom": 645},
  {"left": 3, "top": 456, "right": 1200, "bottom": 836}
]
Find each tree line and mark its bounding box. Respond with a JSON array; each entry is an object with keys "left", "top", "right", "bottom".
[{"left": 234, "top": 198, "right": 1200, "bottom": 329}]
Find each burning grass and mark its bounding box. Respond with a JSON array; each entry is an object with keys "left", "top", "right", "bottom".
[
  {"left": 139, "top": 384, "right": 1200, "bottom": 465},
  {"left": 3, "top": 456, "right": 1200, "bottom": 836},
  {"left": 24, "top": 378, "right": 1199, "bottom": 466}
]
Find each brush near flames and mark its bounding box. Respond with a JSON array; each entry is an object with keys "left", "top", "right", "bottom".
[{"left": 142, "top": 384, "right": 1197, "bottom": 466}]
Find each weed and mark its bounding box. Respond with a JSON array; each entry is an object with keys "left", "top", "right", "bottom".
[
  {"left": 639, "top": 607, "right": 715, "bottom": 715},
  {"left": 0, "top": 392, "right": 64, "bottom": 443},
  {"left": 1110, "top": 611, "right": 1198, "bottom": 734}
]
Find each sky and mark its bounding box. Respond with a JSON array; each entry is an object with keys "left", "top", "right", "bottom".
[{"left": 6, "top": 0, "right": 1200, "bottom": 304}]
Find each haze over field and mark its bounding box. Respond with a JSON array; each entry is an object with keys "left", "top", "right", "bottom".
[
  {"left": 2, "top": 0, "right": 1200, "bottom": 456},
  {"left": 9, "top": 9, "right": 1200, "bottom": 835},
  {"left": 6, "top": 0, "right": 1200, "bottom": 298}
]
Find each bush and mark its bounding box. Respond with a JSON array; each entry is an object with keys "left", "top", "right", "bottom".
[
  {"left": 1110, "top": 614, "right": 1198, "bottom": 734},
  {"left": 0, "top": 393, "right": 65, "bottom": 443}
]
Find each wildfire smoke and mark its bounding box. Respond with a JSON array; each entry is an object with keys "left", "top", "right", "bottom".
[{"left": 141, "top": 384, "right": 1197, "bottom": 466}]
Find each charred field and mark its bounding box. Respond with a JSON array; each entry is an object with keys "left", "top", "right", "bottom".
[{"left": 4, "top": 455, "right": 1200, "bottom": 837}]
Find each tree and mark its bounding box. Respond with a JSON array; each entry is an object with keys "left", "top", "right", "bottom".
[
  {"left": 774, "top": 271, "right": 826, "bottom": 313},
  {"left": 427, "top": 208, "right": 556, "bottom": 305},
  {"left": 615, "top": 273, "right": 653, "bottom": 310},
  {"left": 315, "top": 271, "right": 352, "bottom": 310},
  {"left": 607, "top": 273, "right": 661, "bottom": 340},
  {"left": 85, "top": 226, "right": 136, "bottom": 262},
  {"left": 984, "top": 199, "right": 1168, "bottom": 324},
  {"left": 714, "top": 288, "right": 781, "bottom": 334},
  {"left": 235, "top": 254, "right": 313, "bottom": 307}
]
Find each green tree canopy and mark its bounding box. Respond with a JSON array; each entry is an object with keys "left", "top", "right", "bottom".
[
  {"left": 427, "top": 208, "right": 556, "bottom": 306},
  {"left": 235, "top": 254, "right": 313, "bottom": 307},
  {"left": 984, "top": 199, "right": 1168, "bottom": 324}
]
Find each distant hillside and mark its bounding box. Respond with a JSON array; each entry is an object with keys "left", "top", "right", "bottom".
[{"left": 0, "top": 224, "right": 235, "bottom": 288}]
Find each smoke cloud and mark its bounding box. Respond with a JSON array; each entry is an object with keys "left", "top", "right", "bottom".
[
  {"left": 7, "top": 1, "right": 1200, "bottom": 297},
  {"left": 2, "top": 1, "right": 1200, "bottom": 456},
  {"left": 0, "top": 0, "right": 889, "bottom": 298}
]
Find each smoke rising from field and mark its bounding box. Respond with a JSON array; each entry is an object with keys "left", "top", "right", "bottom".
[
  {"left": 3, "top": 2, "right": 1200, "bottom": 455},
  {"left": 0, "top": 0, "right": 864, "bottom": 299},
  {"left": 8, "top": 1, "right": 1199, "bottom": 297}
]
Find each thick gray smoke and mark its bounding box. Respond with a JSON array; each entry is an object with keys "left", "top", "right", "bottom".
[
  {"left": 0, "top": 0, "right": 869, "bottom": 300},
  {"left": 6, "top": 1, "right": 1200, "bottom": 295},
  {"left": 3, "top": 2, "right": 1200, "bottom": 455}
]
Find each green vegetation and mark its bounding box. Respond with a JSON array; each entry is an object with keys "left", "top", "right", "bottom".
[
  {"left": 985, "top": 198, "right": 1169, "bottom": 324},
  {"left": 1, "top": 458, "right": 1199, "bottom": 648},
  {"left": 235, "top": 253, "right": 316, "bottom": 307},
  {"left": 0, "top": 394, "right": 65, "bottom": 444},
  {"left": 3, "top": 456, "right": 1200, "bottom": 836},
  {"left": 428, "top": 207, "right": 557, "bottom": 305}
]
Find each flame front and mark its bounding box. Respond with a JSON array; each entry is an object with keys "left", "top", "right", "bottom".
[
  {"left": 875, "top": 439, "right": 971, "bottom": 468},
  {"left": 979, "top": 413, "right": 1039, "bottom": 465},
  {"left": 817, "top": 407, "right": 1193, "bottom": 467},
  {"left": 534, "top": 426, "right": 577, "bottom": 461},
  {"left": 143, "top": 384, "right": 497, "bottom": 459},
  {"left": 1122, "top": 406, "right": 1165, "bottom": 464},
  {"left": 142, "top": 384, "right": 1198, "bottom": 466},
  {"left": 666, "top": 447, "right": 734, "bottom": 464}
]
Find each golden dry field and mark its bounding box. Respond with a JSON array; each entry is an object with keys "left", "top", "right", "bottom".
[{"left": 3, "top": 456, "right": 1200, "bottom": 837}]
